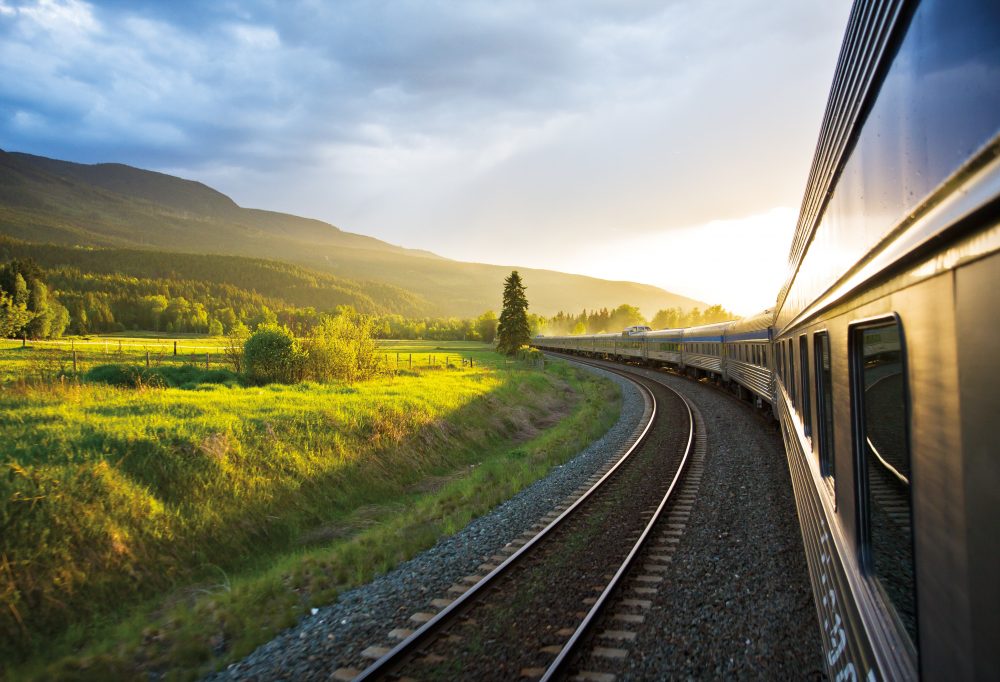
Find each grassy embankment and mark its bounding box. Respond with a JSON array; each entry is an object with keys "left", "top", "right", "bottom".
[{"left": 1, "top": 338, "right": 620, "bottom": 680}]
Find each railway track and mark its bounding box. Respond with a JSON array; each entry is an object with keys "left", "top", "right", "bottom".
[{"left": 347, "top": 359, "right": 702, "bottom": 680}]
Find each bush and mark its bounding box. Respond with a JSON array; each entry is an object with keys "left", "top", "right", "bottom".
[
  {"left": 243, "top": 323, "right": 303, "bottom": 384},
  {"left": 302, "top": 313, "right": 386, "bottom": 383},
  {"left": 84, "top": 364, "right": 240, "bottom": 389}
]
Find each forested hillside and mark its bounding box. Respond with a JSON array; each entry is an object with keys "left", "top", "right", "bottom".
[
  {"left": 0, "top": 238, "right": 432, "bottom": 335},
  {"left": 0, "top": 149, "right": 706, "bottom": 317}
]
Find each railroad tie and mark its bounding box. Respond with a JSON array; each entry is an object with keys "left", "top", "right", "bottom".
[
  {"left": 620, "top": 598, "right": 652, "bottom": 609},
  {"left": 592, "top": 646, "right": 629, "bottom": 659},
  {"left": 573, "top": 671, "right": 617, "bottom": 682},
  {"left": 361, "top": 645, "right": 391, "bottom": 659}
]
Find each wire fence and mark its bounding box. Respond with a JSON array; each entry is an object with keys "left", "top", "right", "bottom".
[{"left": 2, "top": 340, "right": 545, "bottom": 383}]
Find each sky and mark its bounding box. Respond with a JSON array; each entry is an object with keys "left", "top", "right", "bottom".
[{"left": 0, "top": 0, "right": 852, "bottom": 315}]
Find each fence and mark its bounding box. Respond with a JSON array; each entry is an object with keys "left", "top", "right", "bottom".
[{"left": 2, "top": 340, "right": 546, "bottom": 384}]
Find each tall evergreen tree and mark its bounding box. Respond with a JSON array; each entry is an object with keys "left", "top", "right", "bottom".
[{"left": 496, "top": 271, "right": 530, "bottom": 355}]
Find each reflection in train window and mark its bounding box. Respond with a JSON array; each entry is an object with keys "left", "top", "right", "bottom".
[
  {"left": 814, "top": 332, "right": 835, "bottom": 480},
  {"left": 852, "top": 320, "right": 918, "bottom": 655},
  {"left": 800, "top": 336, "right": 811, "bottom": 437},
  {"left": 788, "top": 340, "right": 796, "bottom": 408}
]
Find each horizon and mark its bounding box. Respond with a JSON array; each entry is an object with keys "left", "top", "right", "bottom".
[{"left": 0, "top": 0, "right": 852, "bottom": 315}]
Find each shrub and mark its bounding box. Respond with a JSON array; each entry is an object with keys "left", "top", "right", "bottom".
[
  {"left": 84, "top": 364, "right": 240, "bottom": 389},
  {"left": 84, "top": 364, "right": 165, "bottom": 388},
  {"left": 302, "top": 313, "right": 386, "bottom": 383},
  {"left": 243, "top": 323, "right": 303, "bottom": 384}
]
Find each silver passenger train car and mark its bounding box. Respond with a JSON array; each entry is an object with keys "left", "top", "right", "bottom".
[{"left": 535, "top": 0, "right": 999, "bottom": 678}]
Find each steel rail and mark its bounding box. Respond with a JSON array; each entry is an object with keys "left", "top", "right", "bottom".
[
  {"left": 353, "top": 362, "right": 658, "bottom": 681},
  {"left": 540, "top": 356, "right": 696, "bottom": 681},
  {"left": 866, "top": 437, "right": 910, "bottom": 487}
]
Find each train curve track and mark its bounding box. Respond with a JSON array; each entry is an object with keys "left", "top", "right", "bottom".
[{"left": 350, "top": 358, "right": 698, "bottom": 681}]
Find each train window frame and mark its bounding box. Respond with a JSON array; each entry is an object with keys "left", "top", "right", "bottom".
[
  {"left": 799, "top": 335, "right": 812, "bottom": 438},
  {"left": 848, "top": 314, "right": 919, "bottom": 660},
  {"left": 813, "top": 331, "right": 835, "bottom": 484},
  {"left": 776, "top": 341, "right": 783, "bottom": 377}
]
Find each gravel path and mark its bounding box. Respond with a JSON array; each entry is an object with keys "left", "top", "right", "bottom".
[
  {"left": 600, "top": 363, "right": 825, "bottom": 679},
  {"left": 211, "top": 362, "right": 643, "bottom": 681}
]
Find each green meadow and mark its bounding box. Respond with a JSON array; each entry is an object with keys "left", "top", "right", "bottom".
[{"left": 1, "top": 337, "right": 619, "bottom": 680}]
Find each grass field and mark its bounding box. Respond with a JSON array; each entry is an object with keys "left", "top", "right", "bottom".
[{"left": 0, "top": 336, "right": 619, "bottom": 680}]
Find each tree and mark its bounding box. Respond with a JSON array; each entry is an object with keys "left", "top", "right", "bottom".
[
  {"left": 0, "top": 290, "right": 32, "bottom": 338},
  {"left": 475, "top": 310, "right": 498, "bottom": 344},
  {"left": 496, "top": 271, "right": 530, "bottom": 355},
  {"left": 608, "top": 304, "right": 646, "bottom": 331},
  {"left": 223, "top": 322, "right": 250, "bottom": 374}
]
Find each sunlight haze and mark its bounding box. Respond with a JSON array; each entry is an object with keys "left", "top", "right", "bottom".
[{"left": 0, "top": 0, "right": 852, "bottom": 315}]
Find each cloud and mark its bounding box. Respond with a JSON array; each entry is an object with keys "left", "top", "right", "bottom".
[{"left": 0, "top": 0, "right": 851, "bottom": 312}]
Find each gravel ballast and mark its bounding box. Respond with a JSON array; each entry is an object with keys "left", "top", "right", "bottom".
[
  {"left": 211, "top": 362, "right": 643, "bottom": 681},
  {"left": 598, "top": 362, "right": 825, "bottom": 679}
]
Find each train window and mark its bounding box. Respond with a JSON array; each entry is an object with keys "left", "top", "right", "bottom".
[
  {"left": 787, "top": 340, "right": 796, "bottom": 407},
  {"left": 851, "top": 319, "right": 918, "bottom": 653},
  {"left": 799, "top": 336, "right": 811, "bottom": 437},
  {"left": 776, "top": 343, "right": 782, "bottom": 377},
  {"left": 814, "top": 332, "right": 835, "bottom": 479}
]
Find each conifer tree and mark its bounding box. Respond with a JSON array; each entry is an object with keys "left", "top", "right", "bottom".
[{"left": 496, "top": 271, "right": 530, "bottom": 355}]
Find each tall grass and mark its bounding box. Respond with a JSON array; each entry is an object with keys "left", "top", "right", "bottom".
[{"left": 0, "top": 347, "right": 619, "bottom": 679}]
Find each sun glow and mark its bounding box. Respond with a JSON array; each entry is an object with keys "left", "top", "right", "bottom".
[{"left": 569, "top": 207, "right": 798, "bottom": 317}]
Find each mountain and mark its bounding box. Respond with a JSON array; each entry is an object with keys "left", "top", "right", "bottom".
[{"left": 0, "top": 149, "right": 706, "bottom": 317}]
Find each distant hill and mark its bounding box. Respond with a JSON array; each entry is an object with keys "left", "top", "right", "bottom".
[
  {"left": 0, "top": 149, "right": 706, "bottom": 317},
  {"left": 0, "top": 237, "right": 431, "bottom": 317}
]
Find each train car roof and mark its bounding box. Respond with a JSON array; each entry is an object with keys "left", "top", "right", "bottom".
[
  {"left": 643, "top": 327, "right": 685, "bottom": 339},
  {"left": 725, "top": 309, "right": 776, "bottom": 339},
  {"left": 681, "top": 321, "right": 735, "bottom": 340}
]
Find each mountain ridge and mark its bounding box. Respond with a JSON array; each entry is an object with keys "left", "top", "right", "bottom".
[{"left": 0, "top": 149, "right": 707, "bottom": 317}]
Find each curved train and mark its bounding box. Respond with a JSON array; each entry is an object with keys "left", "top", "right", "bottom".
[{"left": 533, "top": 1, "right": 999, "bottom": 679}]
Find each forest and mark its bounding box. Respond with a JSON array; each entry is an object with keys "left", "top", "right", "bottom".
[{"left": 0, "top": 243, "right": 734, "bottom": 342}]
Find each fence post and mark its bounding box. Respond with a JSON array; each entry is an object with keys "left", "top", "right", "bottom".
[
  {"left": 146, "top": 351, "right": 150, "bottom": 368},
  {"left": 22, "top": 333, "right": 26, "bottom": 348},
  {"left": 73, "top": 350, "right": 78, "bottom": 373},
  {"left": 174, "top": 341, "right": 178, "bottom": 356},
  {"left": 206, "top": 353, "right": 210, "bottom": 369},
  {"left": 409, "top": 354, "right": 412, "bottom": 369}
]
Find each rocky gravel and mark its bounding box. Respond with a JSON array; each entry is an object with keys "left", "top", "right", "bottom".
[
  {"left": 599, "top": 363, "right": 825, "bottom": 680},
  {"left": 210, "top": 362, "right": 643, "bottom": 681}
]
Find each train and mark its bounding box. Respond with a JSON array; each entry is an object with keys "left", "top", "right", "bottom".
[{"left": 533, "top": 1, "right": 999, "bottom": 679}]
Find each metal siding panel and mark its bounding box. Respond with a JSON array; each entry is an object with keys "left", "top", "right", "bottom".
[
  {"left": 778, "top": 391, "right": 882, "bottom": 680},
  {"left": 893, "top": 278, "right": 969, "bottom": 678},
  {"left": 954, "top": 254, "right": 1000, "bottom": 680}
]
